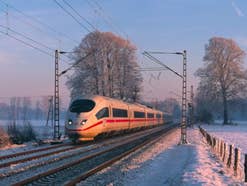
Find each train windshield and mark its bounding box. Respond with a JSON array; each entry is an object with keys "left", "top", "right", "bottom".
[{"left": 69, "top": 99, "right": 96, "bottom": 113}]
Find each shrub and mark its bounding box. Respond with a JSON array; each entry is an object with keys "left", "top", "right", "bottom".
[
  {"left": 21, "top": 122, "right": 37, "bottom": 141},
  {"left": 0, "top": 126, "right": 11, "bottom": 148},
  {"left": 7, "top": 121, "right": 37, "bottom": 144}
]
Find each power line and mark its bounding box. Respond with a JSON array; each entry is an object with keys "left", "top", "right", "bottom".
[
  {"left": 0, "top": 25, "right": 72, "bottom": 65},
  {"left": 62, "top": 0, "right": 98, "bottom": 31},
  {"left": 0, "top": 25, "right": 54, "bottom": 52},
  {"left": 0, "top": 0, "right": 79, "bottom": 45},
  {"left": 86, "top": 0, "right": 122, "bottom": 37},
  {"left": 0, "top": 6, "right": 75, "bottom": 62},
  {"left": 92, "top": 0, "right": 128, "bottom": 38},
  {"left": 53, "top": 0, "right": 92, "bottom": 33},
  {"left": 0, "top": 24, "right": 72, "bottom": 64},
  {"left": 143, "top": 51, "right": 183, "bottom": 78},
  {"left": 0, "top": 29, "right": 53, "bottom": 57},
  {"left": 0, "top": 7, "right": 62, "bottom": 45},
  {"left": 138, "top": 67, "right": 168, "bottom": 71}
]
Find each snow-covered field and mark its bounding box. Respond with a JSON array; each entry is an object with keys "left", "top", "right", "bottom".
[
  {"left": 0, "top": 120, "right": 65, "bottom": 140},
  {"left": 202, "top": 121, "right": 247, "bottom": 153}
]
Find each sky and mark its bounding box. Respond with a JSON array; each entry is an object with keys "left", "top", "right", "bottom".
[{"left": 0, "top": 0, "right": 247, "bottom": 106}]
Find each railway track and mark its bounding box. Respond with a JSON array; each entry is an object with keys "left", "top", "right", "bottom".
[
  {"left": 0, "top": 126, "right": 166, "bottom": 181},
  {"left": 0, "top": 143, "right": 67, "bottom": 161},
  {"left": 10, "top": 124, "right": 177, "bottom": 186},
  {"left": 0, "top": 145, "right": 83, "bottom": 169}
]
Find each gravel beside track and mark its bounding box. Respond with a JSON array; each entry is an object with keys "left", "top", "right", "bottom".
[
  {"left": 10, "top": 125, "right": 176, "bottom": 185},
  {"left": 0, "top": 125, "right": 176, "bottom": 185}
]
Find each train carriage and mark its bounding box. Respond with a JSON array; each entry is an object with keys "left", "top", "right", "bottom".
[{"left": 65, "top": 95, "right": 170, "bottom": 142}]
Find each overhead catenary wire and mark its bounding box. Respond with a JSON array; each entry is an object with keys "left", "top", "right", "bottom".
[
  {"left": 53, "top": 0, "right": 92, "bottom": 33},
  {"left": 59, "top": 49, "right": 97, "bottom": 76},
  {"left": 138, "top": 67, "right": 168, "bottom": 72},
  {"left": 0, "top": 26, "right": 74, "bottom": 65},
  {"left": 0, "top": 7, "right": 64, "bottom": 46},
  {"left": 93, "top": 0, "right": 129, "bottom": 38},
  {"left": 62, "top": 0, "right": 98, "bottom": 31},
  {"left": 0, "top": 28, "right": 72, "bottom": 64},
  {"left": 143, "top": 51, "right": 183, "bottom": 79},
  {"left": 0, "top": 0, "right": 79, "bottom": 45},
  {"left": 0, "top": 1, "right": 79, "bottom": 63},
  {"left": 0, "top": 29, "right": 53, "bottom": 57},
  {"left": 0, "top": 24, "right": 55, "bottom": 52},
  {"left": 86, "top": 0, "right": 122, "bottom": 37}
]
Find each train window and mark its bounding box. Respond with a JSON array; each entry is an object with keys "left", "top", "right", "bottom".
[
  {"left": 112, "top": 108, "right": 128, "bottom": 117},
  {"left": 147, "top": 113, "right": 154, "bottom": 118},
  {"left": 156, "top": 114, "right": 161, "bottom": 118},
  {"left": 134, "top": 111, "right": 145, "bottom": 118},
  {"left": 69, "top": 99, "right": 95, "bottom": 113},
  {"left": 96, "top": 107, "right": 109, "bottom": 119}
]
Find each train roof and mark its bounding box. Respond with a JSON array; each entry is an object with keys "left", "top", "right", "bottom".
[{"left": 71, "top": 95, "right": 162, "bottom": 113}]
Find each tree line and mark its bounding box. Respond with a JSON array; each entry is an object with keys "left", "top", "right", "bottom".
[{"left": 0, "top": 96, "right": 67, "bottom": 121}]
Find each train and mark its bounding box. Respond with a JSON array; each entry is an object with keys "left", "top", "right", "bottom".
[{"left": 65, "top": 95, "right": 172, "bottom": 142}]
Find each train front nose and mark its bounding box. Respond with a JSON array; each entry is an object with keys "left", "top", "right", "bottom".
[
  {"left": 65, "top": 118, "right": 80, "bottom": 138},
  {"left": 65, "top": 117, "right": 87, "bottom": 139},
  {"left": 66, "top": 98, "right": 95, "bottom": 141}
]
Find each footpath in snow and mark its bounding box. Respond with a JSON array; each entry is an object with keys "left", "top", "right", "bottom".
[{"left": 79, "top": 127, "right": 244, "bottom": 186}]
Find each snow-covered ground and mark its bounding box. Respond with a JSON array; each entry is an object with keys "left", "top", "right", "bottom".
[
  {"left": 202, "top": 122, "right": 247, "bottom": 153},
  {"left": 79, "top": 127, "right": 245, "bottom": 186},
  {"left": 0, "top": 124, "right": 246, "bottom": 185}
]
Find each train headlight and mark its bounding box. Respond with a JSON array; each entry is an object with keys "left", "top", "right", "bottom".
[
  {"left": 68, "top": 120, "right": 73, "bottom": 125},
  {"left": 81, "top": 120, "right": 87, "bottom": 125}
]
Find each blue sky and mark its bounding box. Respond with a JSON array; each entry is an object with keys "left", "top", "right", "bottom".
[{"left": 0, "top": 0, "right": 247, "bottom": 104}]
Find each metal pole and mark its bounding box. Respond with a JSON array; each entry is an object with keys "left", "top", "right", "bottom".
[
  {"left": 180, "top": 50, "right": 187, "bottom": 144},
  {"left": 143, "top": 50, "right": 188, "bottom": 144},
  {"left": 54, "top": 50, "right": 60, "bottom": 140},
  {"left": 191, "top": 85, "right": 194, "bottom": 128}
]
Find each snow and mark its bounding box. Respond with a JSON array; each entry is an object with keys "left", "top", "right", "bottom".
[
  {"left": 0, "top": 120, "right": 65, "bottom": 140},
  {"left": 79, "top": 127, "right": 245, "bottom": 186},
  {"left": 202, "top": 122, "right": 247, "bottom": 153},
  {"left": 0, "top": 124, "right": 246, "bottom": 185},
  {"left": 0, "top": 142, "right": 40, "bottom": 156}
]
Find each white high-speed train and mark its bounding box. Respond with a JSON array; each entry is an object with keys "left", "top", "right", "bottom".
[{"left": 65, "top": 95, "right": 171, "bottom": 142}]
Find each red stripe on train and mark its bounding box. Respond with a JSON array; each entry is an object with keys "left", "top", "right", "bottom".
[{"left": 67, "top": 118, "right": 160, "bottom": 132}]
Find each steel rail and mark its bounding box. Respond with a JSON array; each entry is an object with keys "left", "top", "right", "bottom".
[
  {"left": 65, "top": 126, "right": 177, "bottom": 186},
  {"left": 12, "top": 125, "right": 178, "bottom": 186},
  {"left": 0, "top": 145, "right": 83, "bottom": 169},
  {"left": 0, "top": 143, "right": 67, "bottom": 161},
  {"left": 1, "top": 126, "right": 166, "bottom": 180}
]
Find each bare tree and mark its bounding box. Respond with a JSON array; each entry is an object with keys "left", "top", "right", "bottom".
[
  {"left": 22, "top": 97, "right": 31, "bottom": 122},
  {"left": 35, "top": 100, "right": 42, "bottom": 120},
  {"left": 16, "top": 97, "right": 21, "bottom": 121},
  {"left": 196, "top": 37, "right": 247, "bottom": 124},
  {"left": 9, "top": 97, "right": 17, "bottom": 124},
  {"left": 66, "top": 31, "right": 143, "bottom": 102},
  {"left": 41, "top": 96, "right": 51, "bottom": 119}
]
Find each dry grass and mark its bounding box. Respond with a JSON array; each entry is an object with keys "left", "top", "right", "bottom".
[{"left": 0, "top": 126, "right": 11, "bottom": 148}]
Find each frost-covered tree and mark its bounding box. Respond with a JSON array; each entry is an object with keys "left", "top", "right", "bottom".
[
  {"left": 196, "top": 37, "right": 247, "bottom": 124},
  {"left": 66, "top": 31, "right": 143, "bottom": 102}
]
